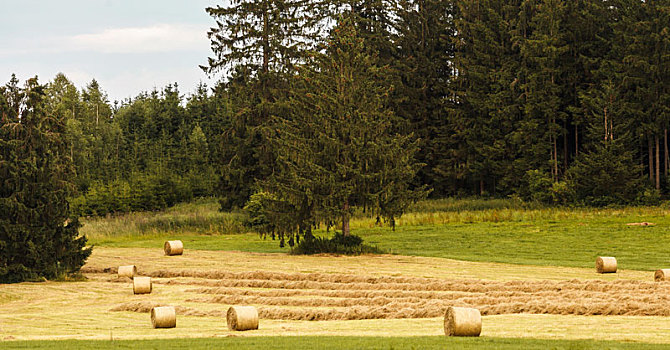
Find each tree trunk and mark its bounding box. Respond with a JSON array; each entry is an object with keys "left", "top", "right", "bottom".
[
  {"left": 262, "top": 3, "right": 269, "bottom": 75},
  {"left": 549, "top": 131, "right": 555, "bottom": 182},
  {"left": 575, "top": 124, "right": 578, "bottom": 157},
  {"left": 563, "top": 124, "right": 568, "bottom": 173},
  {"left": 654, "top": 136, "right": 661, "bottom": 190},
  {"left": 480, "top": 179, "right": 484, "bottom": 196},
  {"left": 553, "top": 117, "right": 558, "bottom": 180},
  {"left": 342, "top": 199, "right": 350, "bottom": 237},
  {"left": 649, "top": 137, "right": 654, "bottom": 183},
  {"left": 665, "top": 129, "right": 668, "bottom": 176}
]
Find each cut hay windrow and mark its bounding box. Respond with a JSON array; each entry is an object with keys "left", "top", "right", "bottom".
[
  {"left": 188, "top": 295, "right": 434, "bottom": 308},
  {"left": 100, "top": 268, "right": 665, "bottom": 294},
  {"left": 81, "top": 266, "right": 116, "bottom": 274},
  {"left": 148, "top": 269, "right": 436, "bottom": 285},
  {"left": 188, "top": 287, "right": 473, "bottom": 301},
  {"left": 187, "top": 289, "right": 670, "bottom": 316},
  {"left": 111, "top": 284, "right": 670, "bottom": 320},
  {"left": 106, "top": 268, "right": 670, "bottom": 320},
  {"left": 156, "top": 276, "right": 667, "bottom": 294}
]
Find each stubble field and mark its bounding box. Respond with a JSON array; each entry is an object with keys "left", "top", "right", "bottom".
[{"left": 3, "top": 199, "right": 670, "bottom": 349}]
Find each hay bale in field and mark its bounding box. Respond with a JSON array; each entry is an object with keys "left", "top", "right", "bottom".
[
  {"left": 444, "top": 306, "right": 481, "bottom": 337},
  {"left": 596, "top": 257, "right": 617, "bottom": 273},
  {"left": 117, "top": 265, "right": 137, "bottom": 278},
  {"left": 133, "top": 277, "right": 152, "bottom": 294},
  {"left": 655, "top": 269, "right": 670, "bottom": 281},
  {"left": 164, "top": 240, "right": 184, "bottom": 256},
  {"left": 151, "top": 306, "right": 176, "bottom": 328},
  {"left": 227, "top": 306, "right": 259, "bottom": 331}
]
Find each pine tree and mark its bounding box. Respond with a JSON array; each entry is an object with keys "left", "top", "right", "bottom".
[
  {"left": 394, "top": 0, "right": 457, "bottom": 196},
  {"left": 265, "top": 17, "right": 427, "bottom": 245},
  {"left": 450, "top": 0, "right": 524, "bottom": 195},
  {"left": 0, "top": 76, "right": 91, "bottom": 283},
  {"left": 203, "top": 0, "right": 328, "bottom": 209},
  {"left": 519, "top": 0, "right": 570, "bottom": 181}
]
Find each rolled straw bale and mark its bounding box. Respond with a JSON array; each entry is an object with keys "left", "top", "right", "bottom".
[
  {"left": 164, "top": 240, "right": 184, "bottom": 256},
  {"left": 133, "top": 277, "right": 152, "bottom": 294},
  {"left": 227, "top": 306, "right": 259, "bottom": 331},
  {"left": 444, "top": 306, "right": 481, "bottom": 337},
  {"left": 117, "top": 265, "right": 137, "bottom": 278},
  {"left": 655, "top": 269, "right": 670, "bottom": 281},
  {"left": 596, "top": 257, "right": 617, "bottom": 274},
  {"left": 151, "top": 306, "right": 176, "bottom": 328}
]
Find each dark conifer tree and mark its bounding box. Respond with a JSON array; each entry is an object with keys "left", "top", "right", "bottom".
[
  {"left": 394, "top": 0, "right": 457, "bottom": 196},
  {"left": 203, "top": 0, "right": 328, "bottom": 209},
  {"left": 0, "top": 76, "right": 91, "bottom": 283},
  {"left": 265, "top": 17, "right": 427, "bottom": 245}
]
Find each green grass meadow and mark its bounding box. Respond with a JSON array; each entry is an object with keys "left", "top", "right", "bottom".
[
  {"left": 1, "top": 336, "right": 668, "bottom": 350},
  {"left": 84, "top": 198, "right": 670, "bottom": 271}
]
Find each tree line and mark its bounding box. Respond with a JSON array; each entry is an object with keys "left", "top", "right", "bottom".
[
  {"left": 203, "top": 0, "right": 670, "bottom": 245},
  {"left": 2, "top": 0, "right": 669, "bottom": 266}
]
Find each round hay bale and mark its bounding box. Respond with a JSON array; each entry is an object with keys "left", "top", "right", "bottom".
[
  {"left": 164, "top": 240, "right": 184, "bottom": 256},
  {"left": 151, "top": 306, "right": 176, "bottom": 328},
  {"left": 133, "top": 277, "right": 152, "bottom": 294},
  {"left": 227, "top": 306, "right": 259, "bottom": 331},
  {"left": 117, "top": 265, "right": 137, "bottom": 279},
  {"left": 596, "top": 256, "right": 617, "bottom": 273},
  {"left": 444, "top": 306, "right": 481, "bottom": 337},
  {"left": 655, "top": 269, "right": 670, "bottom": 281}
]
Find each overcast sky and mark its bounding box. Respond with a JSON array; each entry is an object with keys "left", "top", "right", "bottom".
[{"left": 0, "top": 0, "right": 223, "bottom": 102}]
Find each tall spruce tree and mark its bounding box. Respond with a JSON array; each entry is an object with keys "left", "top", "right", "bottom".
[
  {"left": 0, "top": 76, "right": 91, "bottom": 283},
  {"left": 265, "top": 17, "right": 427, "bottom": 245},
  {"left": 394, "top": 0, "right": 457, "bottom": 196},
  {"left": 203, "top": 0, "right": 328, "bottom": 209},
  {"left": 450, "top": 0, "right": 524, "bottom": 195}
]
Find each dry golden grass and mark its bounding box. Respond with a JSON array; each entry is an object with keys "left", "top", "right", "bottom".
[
  {"left": 2, "top": 247, "right": 670, "bottom": 343},
  {"left": 84, "top": 247, "right": 650, "bottom": 282}
]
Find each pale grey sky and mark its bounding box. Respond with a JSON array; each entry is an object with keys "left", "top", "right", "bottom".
[{"left": 0, "top": 0, "right": 224, "bottom": 102}]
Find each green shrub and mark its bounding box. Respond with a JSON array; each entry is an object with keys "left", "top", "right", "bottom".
[
  {"left": 242, "top": 191, "right": 275, "bottom": 236},
  {"left": 567, "top": 139, "right": 644, "bottom": 207},
  {"left": 291, "top": 233, "right": 383, "bottom": 255},
  {"left": 636, "top": 188, "right": 661, "bottom": 206}
]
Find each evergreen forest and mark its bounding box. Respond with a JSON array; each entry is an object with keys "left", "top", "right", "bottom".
[{"left": 2, "top": 0, "right": 670, "bottom": 256}]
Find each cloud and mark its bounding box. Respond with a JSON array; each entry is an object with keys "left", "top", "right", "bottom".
[{"left": 66, "top": 23, "right": 209, "bottom": 54}]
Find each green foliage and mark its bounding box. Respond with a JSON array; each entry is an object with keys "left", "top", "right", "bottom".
[
  {"left": 523, "top": 170, "right": 574, "bottom": 205},
  {"left": 0, "top": 75, "right": 91, "bottom": 283},
  {"left": 71, "top": 172, "right": 195, "bottom": 216},
  {"left": 567, "top": 139, "right": 644, "bottom": 206},
  {"left": 637, "top": 188, "right": 662, "bottom": 207},
  {"left": 242, "top": 191, "right": 276, "bottom": 238},
  {"left": 264, "top": 16, "right": 427, "bottom": 246},
  {"left": 291, "top": 233, "right": 383, "bottom": 255},
  {"left": 394, "top": 0, "right": 457, "bottom": 196}
]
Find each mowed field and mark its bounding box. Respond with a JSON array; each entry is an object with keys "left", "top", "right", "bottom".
[{"left": 3, "top": 199, "right": 670, "bottom": 349}]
